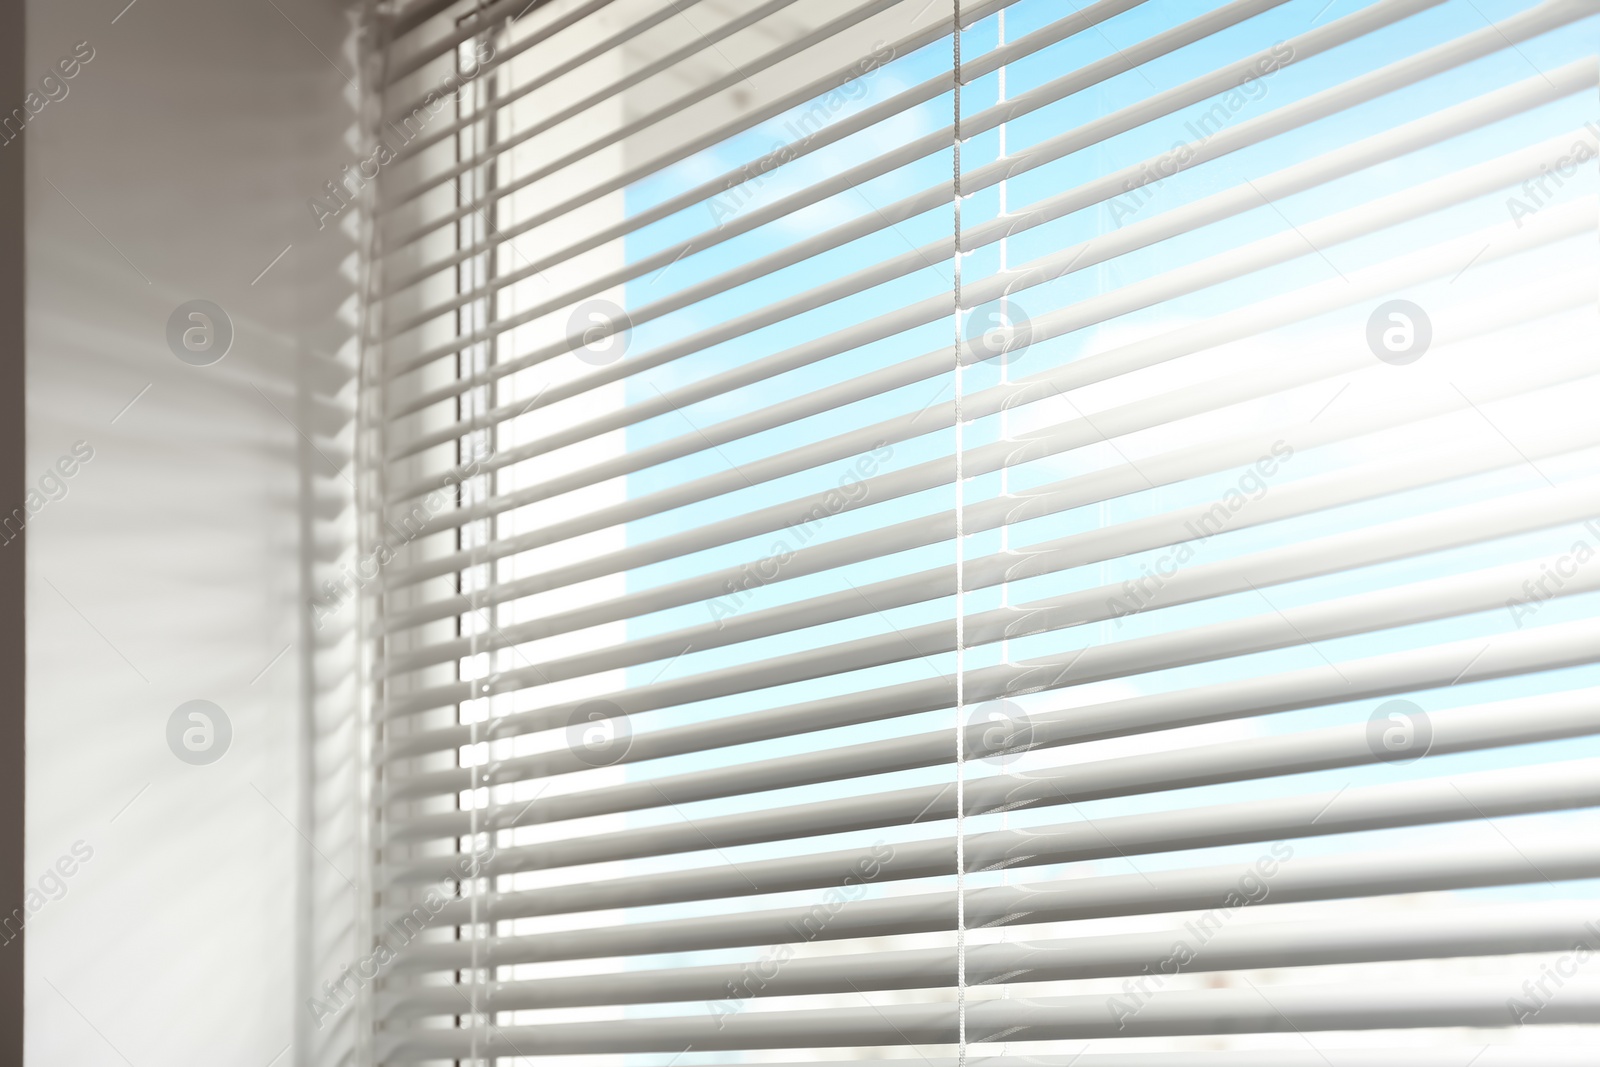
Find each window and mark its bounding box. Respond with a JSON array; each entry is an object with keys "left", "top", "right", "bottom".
[{"left": 360, "top": 0, "right": 1600, "bottom": 1062}]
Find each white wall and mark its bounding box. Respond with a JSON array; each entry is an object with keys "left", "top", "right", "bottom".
[
  {"left": 23, "top": 1, "right": 361, "bottom": 1063},
  {"left": 20, "top": 1, "right": 935, "bottom": 1061}
]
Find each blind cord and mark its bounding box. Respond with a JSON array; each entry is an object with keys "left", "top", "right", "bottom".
[
  {"left": 995, "top": 8, "right": 1011, "bottom": 1055},
  {"left": 952, "top": 2, "right": 967, "bottom": 1066}
]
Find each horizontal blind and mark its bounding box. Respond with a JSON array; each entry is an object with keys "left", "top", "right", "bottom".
[{"left": 356, "top": 0, "right": 1600, "bottom": 1064}]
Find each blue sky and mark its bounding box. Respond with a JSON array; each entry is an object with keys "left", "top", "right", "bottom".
[{"left": 496, "top": 0, "right": 1600, "bottom": 1018}]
